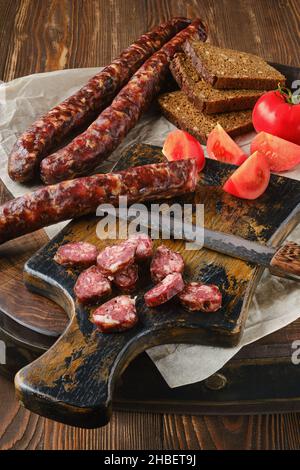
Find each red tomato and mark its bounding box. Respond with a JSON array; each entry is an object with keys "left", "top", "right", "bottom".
[
  {"left": 252, "top": 87, "right": 300, "bottom": 145},
  {"left": 223, "top": 151, "right": 270, "bottom": 200},
  {"left": 162, "top": 130, "right": 205, "bottom": 172},
  {"left": 251, "top": 132, "right": 300, "bottom": 172},
  {"left": 207, "top": 123, "right": 248, "bottom": 165}
]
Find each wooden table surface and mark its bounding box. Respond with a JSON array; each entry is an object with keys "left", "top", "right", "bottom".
[{"left": 0, "top": 0, "right": 300, "bottom": 450}]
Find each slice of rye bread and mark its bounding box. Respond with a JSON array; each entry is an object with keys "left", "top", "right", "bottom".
[
  {"left": 158, "top": 91, "right": 254, "bottom": 144},
  {"left": 170, "top": 53, "right": 264, "bottom": 114},
  {"left": 183, "top": 41, "right": 285, "bottom": 90}
]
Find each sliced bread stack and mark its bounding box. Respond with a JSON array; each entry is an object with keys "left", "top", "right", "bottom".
[{"left": 158, "top": 41, "right": 285, "bottom": 144}]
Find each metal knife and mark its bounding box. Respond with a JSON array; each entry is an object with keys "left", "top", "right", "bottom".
[{"left": 101, "top": 207, "right": 300, "bottom": 282}]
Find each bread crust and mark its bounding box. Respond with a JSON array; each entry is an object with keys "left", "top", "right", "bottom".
[
  {"left": 183, "top": 41, "right": 285, "bottom": 90},
  {"left": 170, "top": 53, "right": 263, "bottom": 114},
  {"left": 158, "top": 91, "right": 254, "bottom": 144}
]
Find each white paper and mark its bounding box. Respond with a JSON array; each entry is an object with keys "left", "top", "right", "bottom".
[{"left": 0, "top": 68, "right": 299, "bottom": 388}]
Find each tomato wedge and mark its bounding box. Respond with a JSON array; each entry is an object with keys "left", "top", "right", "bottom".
[
  {"left": 223, "top": 151, "right": 270, "bottom": 200},
  {"left": 251, "top": 132, "right": 300, "bottom": 172},
  {"left": 162, "top": 129, "right": 205, "bottom": 172},
  {"left": 206, "top": 123, "right": 248, "bottom": 165}
]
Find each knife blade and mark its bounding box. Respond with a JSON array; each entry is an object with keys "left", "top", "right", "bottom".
[{"left": 99, "top": 207, "right": 300, "bottom": 282}]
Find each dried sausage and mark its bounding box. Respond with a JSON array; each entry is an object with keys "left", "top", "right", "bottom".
[
  {"left": 54, "top": 241, "right": 98, "bottom": 268},
  {"left": 113, "top": 264, "right": 139, "bottom": 292},
  {"left": 126, "top": 233, "right": 153, "bottom": 261},
  {"left": 40, "top": 19, "right": 207, "bottom": 184},
  {"left": 144, "top": 272, "right": 184, "bottom": 307},
  {"left": 0, "top": 159, "right": 198, "bottom": 245},
  {"left": 74, "top": 265, "right": 112, "bottom": 305},
  {"left": 93, "top": 295, "right": 138, "bottom": 333},
  {"left": 8, "top": 18, "right": 193, "bottom": 183},
  {"left": 97, "top": 242, "right": 136, "bottom": 275},
  {"left": 177, "top": 282, "right": 222, "bottom": 312},
  {"left": 150, "top": 245, "right": 184, "bottom": 283}
]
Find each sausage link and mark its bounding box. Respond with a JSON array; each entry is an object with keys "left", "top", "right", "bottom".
[
  {"left": 8, "top": 18, "right": 192, "bottom": 183},
  {"left": 40, "top": 18, "right": 207, "bottom": 184},
  {"left": 0, "top": 159, "right": 198, "bottom": 244}
]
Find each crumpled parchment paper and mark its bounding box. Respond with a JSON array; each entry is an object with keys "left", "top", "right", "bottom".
[{"left": 0, "top": 68, "right": 299, "bottom": 388}]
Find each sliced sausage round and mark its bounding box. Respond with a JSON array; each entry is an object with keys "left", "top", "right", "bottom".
[
  {"left": 150, "top": 245, "right": 184, "bottom": 283},
  {"left": 93, "top": 295, "right": 138, "bottom": 333},
  {"left": 178, "top": 282, "right": 222, "bottom": 312},
  {"left": 126, "top": 233, "right": 153, "bottom": 261},
  {"left": 97, "top": 242, "right": 136, "bottom": 275},
  {"left": 54, "top": 241, "right": 98, "bottom": 268},
  {"left": 74, "top": 265, "right": 112, "bottom": 305},
  {"left": 144, "top": 272, "right": 184, "bottom": 308},
  {"left": 113, "top": 263, "right": 139, "bottom": 293}
]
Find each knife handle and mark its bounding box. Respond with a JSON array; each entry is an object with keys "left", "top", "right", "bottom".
[{"left": 270, "top": 241, "right": 300, "bottom": 278}]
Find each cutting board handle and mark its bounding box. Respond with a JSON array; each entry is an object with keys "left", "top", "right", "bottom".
[
  {"left": 14, "top": 311, "right": 154, "bottom": 428},
  {"left": 270, "top": 241, "right": 300, "bottom": 279}
]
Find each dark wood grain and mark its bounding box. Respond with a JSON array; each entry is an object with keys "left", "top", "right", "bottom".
[
  {"left": 43, "top": 411, "right": 163, "bottom": 450},
  {"left": 162, "top": 413, "right": 300, "bottom": 450},
  {"left": 0, "top": 374, "right": 44, "bottom": 450},
  {"left": 0, "top": 0, "right": 19, "bottom": 80},
  {"left": 0, "top": 0, "right": 300, "bottom": 450},
  {"left": 0, "top": 374, "right": 163, "bottom": 450}
]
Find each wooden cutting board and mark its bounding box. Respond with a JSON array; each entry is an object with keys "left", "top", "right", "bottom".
[{"left": 12, "top": 143, "right": 300, "bottom": 428}]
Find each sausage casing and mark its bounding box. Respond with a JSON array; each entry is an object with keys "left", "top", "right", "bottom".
[
  {"left": 40, "top": 18, "right": 207, "bottom": 184},
  {"left": 0, "top": 159, "right": 198, "bottom": 244},
  {"left": 8, "top": 18, "right": 192, "bottom": 183}
]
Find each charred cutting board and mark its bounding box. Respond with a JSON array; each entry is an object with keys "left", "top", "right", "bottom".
[{"left": 15, "top": 143, "right": 300, "bottom": 428}]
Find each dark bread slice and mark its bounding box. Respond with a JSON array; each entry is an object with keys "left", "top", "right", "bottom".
[
  {"left": 158, "top": 91, "right": 253, "bottom": 144},
  {"left": 183, "top": 41, "right": 285, "bottom": 90},
  {"left": 170, "top": 53, "right": 264, "bottom": 114}
]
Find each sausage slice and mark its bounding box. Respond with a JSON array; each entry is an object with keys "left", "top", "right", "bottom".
[
  {"left": 54, "top": 241, "right": 98, "bottom": 268},
  {"left": 144, "top": 272, "right": 184, "bottom": 307},
  {"left": 150, "top": 245, "right": 184, "bottom": 283},
  {"left": 178, "top": 282, "right": 222, "bottom": 312},
  {"left": 74, "top": 265, "right": 112, "bottom": 304},
  {"left": 97, "top": 242, "right": 136, "bottom": 275},
  {"left": 113, "top": 264, "right": 139, "bottom": 293},
  {"left": 93, "top": 295, "right": 138, "bottom": 333}
]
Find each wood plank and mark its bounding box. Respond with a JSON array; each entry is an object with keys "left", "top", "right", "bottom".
[
  {"left": 0, "top": 374, "right": 163, "bottom": 450},
  {"left": 147, "top": 0, "right": 300, "bottom": 65},
  {"left": 0, "top": 375, "right": 44, "bottom": 450},
  {"left": 2, "top": 0, "right": 300, "bottom": 78},
  {"left": 43, "top": 412, "right": 162, "bottom": 450},
  {"left": 163, "top": 414, "right": 300, "bottom": 450},
  {"left": 2, "top": 0, "right": 150, "bottom": 81},
  {"left": 0, "top": 0, "right": 20, "bottom": 80}
]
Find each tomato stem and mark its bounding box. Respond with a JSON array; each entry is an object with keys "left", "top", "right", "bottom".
[{"left": 277, "top": 83, "right": 299, "bottom": 105}]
